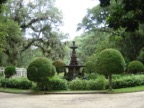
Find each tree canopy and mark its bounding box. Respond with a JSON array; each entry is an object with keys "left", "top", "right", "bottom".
[
  {"left": 99, "top": 0, "right": 144, "bottom": 31},
  {"left": 0, "top": 0, "right": 67, "bottom": 66}
]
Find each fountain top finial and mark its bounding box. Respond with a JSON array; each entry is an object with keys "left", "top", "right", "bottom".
[
  {"left": 72, "top": 41, "right": 75, "bottom": 46},
  {"left": 70, "top": 41, "right": 77, "bottom": 49}
]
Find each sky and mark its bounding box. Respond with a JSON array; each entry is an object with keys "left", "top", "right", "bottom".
[{"left": 55, "top": 0, "right": 99, "bottom": 40}]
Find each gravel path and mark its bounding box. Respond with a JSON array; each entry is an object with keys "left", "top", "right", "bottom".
[{"left": 0, "top": 91, "right": 144, "bottom": 108}]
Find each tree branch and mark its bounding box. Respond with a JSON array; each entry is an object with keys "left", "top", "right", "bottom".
[{"left": 20, "top": 16, "right": 49, "bottom": 29}]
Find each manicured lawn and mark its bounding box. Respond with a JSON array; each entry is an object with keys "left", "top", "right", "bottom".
[
  {"left": 0, "top": 87, "right": 31, "bottom": 94},
  {"left": 113, "top": 85, "right": 144, "bottom": 93},
  {"left": 0, "top": 86, "right": 144, "bottom": 94}
]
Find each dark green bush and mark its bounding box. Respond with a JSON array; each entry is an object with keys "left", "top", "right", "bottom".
[
  {"left": 4, "top": 66, "right": 16, "bottom": 78},
  {"left": 27, "top": 57, "right": 55, "bottom": 89},
  {"left": 96, "top": 49, "right": 126, "bottom": 76},
  {"left": 127, "top": 60, "right": 144, "bottom": 74},
  {"left": 52, "top": 60, "right": 66, "bottom": 74},
  {"left": 95, "top": 48, "right": 125, "bottom": 90},
  {"left": 0, "top": 77, "right": 32, "bottom": 89}
]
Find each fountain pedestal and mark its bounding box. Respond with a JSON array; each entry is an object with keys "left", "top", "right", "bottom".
[{"left": 64, "top": 41, "right": 85, "bottom": 80}]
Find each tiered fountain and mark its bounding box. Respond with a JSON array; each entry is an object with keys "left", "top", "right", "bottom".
[{"left": 64, "top": 41, "right": 85, "bottom": 80}]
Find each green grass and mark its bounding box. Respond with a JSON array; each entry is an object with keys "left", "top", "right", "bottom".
[
  {"left": 0, "top": 87, "right": 31, "bottom": 94},
  {"left": 113, "top": 85, "right": 144, "bottom": 93},
  {"left": 0, "top": 86, "right": 144, "bottom": 94}
]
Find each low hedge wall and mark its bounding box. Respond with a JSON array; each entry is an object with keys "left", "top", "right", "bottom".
[
  {"left": 0, "top": 77, "right": 32, "bottom": 89},
  {"left": 112, "top": 74, "right": 144, "bottom": 89},
  {"left": 0, "top": 74, "right": 144, "bottom": 90}
]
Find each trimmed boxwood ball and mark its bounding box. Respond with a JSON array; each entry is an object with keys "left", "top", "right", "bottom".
[
  {"left": 27, "top": 57, "right": 55, "bottom": 83},
  {"left": 95, "top": 48, "right": 125, "bottom": 90},
  {"left": 128, "top": 60, "right": 144, "bottom": 74},
  {"left": 4, "top": 66, "right": 16, "bottom": 78},
  {"left": 52, "top": 60, "right": 66, "bottom": 74}
]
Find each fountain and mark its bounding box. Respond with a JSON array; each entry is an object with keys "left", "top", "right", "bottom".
[{"left": 64, "top": 41, "right": 85, "bottom": 80}]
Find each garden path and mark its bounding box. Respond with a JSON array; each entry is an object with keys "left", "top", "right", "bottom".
[{"left": 0, "top": 91, "right": 144, "bottom": 108}]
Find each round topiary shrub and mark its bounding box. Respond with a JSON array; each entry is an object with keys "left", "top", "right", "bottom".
[
  {"left": 4, "top": 66, "right": 16, "bottom": 78},
  {"left": 27, "top": 57, "right": 55, "bottom": 89},
  {"left": 52, "top": 60, "right": 66, "bottom": 74},
  {"left": 127, "top": 60, "right": 144, "bottom": 74},
  {"left": 95, "top": 48, "right": 126, "bottom": 90}
]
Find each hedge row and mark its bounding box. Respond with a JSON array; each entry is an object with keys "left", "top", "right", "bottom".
[
  {"left": 69, "top": 75, "right": 144, "bottom": 90},
  {"left": 0, "top": 74, "right": 144, "bottom": 90},
  {"left": 69, "top": 76, "right": 107, "bottom": 90},
  {"left": 33, "top": 76, "right": 68, "bottom": 91},
  {"left": 112, "top": 74, "right": 144, "bottom": 89},
  {"left": 0, "top": 77, "right": 32, "bottom": 89}
]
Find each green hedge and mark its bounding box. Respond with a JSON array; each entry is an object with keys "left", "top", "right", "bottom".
[
  {"left": 1, "top": 74, "right": 144, "bottom": 90},
  {"left": 33, "top": 76, "right": 68, "bottom": 91},
  {"left": 48, "top": 76, "right": 68, "bottom": 90},
  {"left": 112, "top": 74, "right": 144, "bottom": 89},
  {"left": 69, "top": 75, "right": 144, "bottom": 90},
  {"left": 69, "top": 78, "right": 88, "bottom": 90},
  {"left": 0, "top": 77, "right": 32, "bottom": 89},
  {"left": 69, "top": 76, "right": 108, "bottom": 90},
  {"left": 87, "top": 78, "right": 108, "bottom": 90}
]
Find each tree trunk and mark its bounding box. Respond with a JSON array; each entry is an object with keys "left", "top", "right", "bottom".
[{"left": 108, "top": 74, "right": 112, "bottom": 91}]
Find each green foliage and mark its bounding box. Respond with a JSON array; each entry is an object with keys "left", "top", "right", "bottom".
[
  {"left": 127, "top": 60, "right": 144, "bottom": 74},
  {"left": 4, "top": 66, "right": 16, "bottom": 78},
  {"left": 0, "top": 0, "right": 65, "bottom": 66},
  {"left": 84, "top": 57, "right": 96, "bottom": 74},
  {"left": 0, "top": 0, "right": 7, "bottom": 13},
  {"left": 0, "top": 77, "right": 32, "bottom": 89},
  {"left": 87, "top": 76, "right": 108, "bottom": 90},
  {"left": 85, "top": 73, "right": 98, "bottom": 80},
  {"left": 0, "top": 72, "right": 3, "bottom": 77},
  {"left": 17, "top": 48, "right": 43, "bottom": 67},
  {"left": 95, "top": 48, "right": 125, "bottom": 90},
  {"left": 112, "top": 75, "right": 144, "bottom": 89},
  {"left": 32, "top": 76, "right": 68, "bottom": 91},
  {"left": 69, "top": 76, "right": 108, "bottom": 90},
  {"left": 0, "top": 16, "right": 21, "bottom": 53},
  {"left": 0, "top": 16, "right": 22, "bottom": 65},
  {"left": 69, "top": 78, "right": 88, "bottom": 90},
  {"left": 52, "top": 60, "right": 66, "bottom": 74},
  {"left": 138, "top": 49, "right": 144, "bottom": 64},
  {"left": 27, "top": 57, "right": 54, "bottom": 83},
  {"left": 47, "top": 76, "right": 68, "bottom": 90},
  {"left": 0, "top": 0, "right": 7, "bottom": 4},
  {"left": 100, "top": 0, "right": 144, "bottom": 31},
  {"left": 96, "top": 48, "right": 125, "bottom": 76},
  {"left": 77, "top": 4, "right": 110, "bottom": 31},
  {"left": 116, "top": 31, "right": 144, "bottom": 61},
  {"left": 0, "top": 77, "right": 4, "bottom": 86}
]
